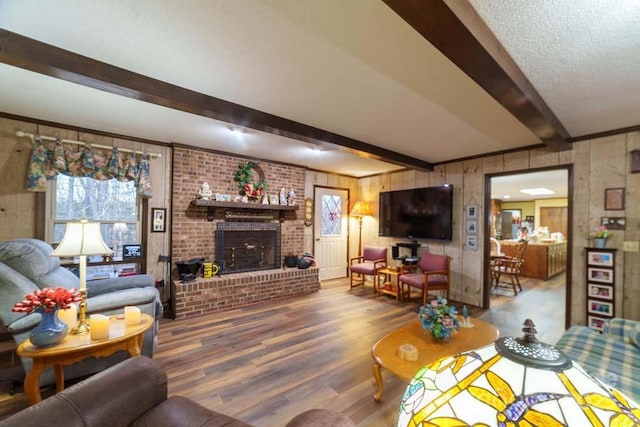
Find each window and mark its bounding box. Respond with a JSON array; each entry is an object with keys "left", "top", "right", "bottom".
[{"left": 47, "top": 175, "right": 140, "bottom": 260}]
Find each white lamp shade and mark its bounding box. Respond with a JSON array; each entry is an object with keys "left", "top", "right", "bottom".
[{"left": 50, "top": 220, "right": 114, "bottom": 257}]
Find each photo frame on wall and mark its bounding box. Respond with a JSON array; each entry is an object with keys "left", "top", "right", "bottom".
[
  {"left": 588, "top": 299, "right": 613, "bottom": 317},
  {"left": 587, "top": 315, "right": 606, "bottom": 332},
  {"left": 466, "top": 204, "right": 478, "bottom": 219},
  {"left": 588, "top": 267, "right": 614, "bottom": 284},
  {"left": 587, "top": 283, "right": 613, "bottom": 300},
  {"left": 604, "top": 188, "right": 625, "bottom": 210},
  {"left": 466, "top": 220, "right": 478, "bottom": 235},
  {"left": 587, "top": 251, "right": 614, "bottom": 267},
  {"left": 466, "top": 235, "right": 478, "bottom": 250},
  {"left": 151, "top": 208, "right": 166, "bottom": 233},
  {"left": 601, "top": 216, "right": 625, "bottom": 230}
]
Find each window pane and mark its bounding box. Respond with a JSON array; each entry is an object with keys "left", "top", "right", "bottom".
[
  {"left": 55, "top": 175, "right": 137, "bottom": 222},
  {"left": 321, "top": 195, "right": 342, "bottom": 236}
]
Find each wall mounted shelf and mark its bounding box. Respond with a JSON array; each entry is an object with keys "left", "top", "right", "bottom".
[{"left": 191, "top": 199, "right": 298, "bottom": 221}]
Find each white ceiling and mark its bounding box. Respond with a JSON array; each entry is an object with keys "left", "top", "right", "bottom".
[{"left": 0, "top": 1, "right": 638, "bottom": 177}]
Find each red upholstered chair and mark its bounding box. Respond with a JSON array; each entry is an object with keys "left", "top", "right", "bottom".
[
  {"left": 349, "top": 246, "right": 387, "bottom": 290},
  {"left": 399, "top": 253, "right": 451, "bottom": 305}
]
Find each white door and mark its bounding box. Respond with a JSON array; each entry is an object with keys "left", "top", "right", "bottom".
[{"left": 314, "top": 188, "right": 348, "bottom": 281}]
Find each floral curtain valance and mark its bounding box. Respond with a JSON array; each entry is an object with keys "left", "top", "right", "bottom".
[{"left": 26, "top": 138, "right": 152, "bottom": 198}]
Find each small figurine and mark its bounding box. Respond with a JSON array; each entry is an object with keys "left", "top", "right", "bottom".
[
  {"left": 279, "top": 187, "right": 287, "bottom": 205},
  {"left": 462, "top": 305, "right": 469, "bottom": 327},
  {"left": 288, "top": 188, "right": 296, "bottom": 205},
  {"left": 262, "top": 194, "right": 270, "bottom": 204},
  {"left": 198, "top": 182, "right": 213, "bottom": 200}
]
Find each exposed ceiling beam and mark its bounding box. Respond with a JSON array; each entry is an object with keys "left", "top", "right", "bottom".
[
  {"left": 383, "top": 0, "right": 571, "bottom": 151},
  {"left": 0, "top": 29, "right": 433, "bottom": 171}
]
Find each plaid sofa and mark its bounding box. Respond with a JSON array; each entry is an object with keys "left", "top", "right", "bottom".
[{"left": 555, "top": 318, "right": 640, "bottom": 402}]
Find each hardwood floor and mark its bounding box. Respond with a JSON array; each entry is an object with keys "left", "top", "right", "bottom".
[{"left": 0, "top": 274, "right": 565, "bottom": 426}]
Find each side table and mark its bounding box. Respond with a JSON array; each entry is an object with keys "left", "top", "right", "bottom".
[
  {"left": 17, "top": 313, "right": 153, "bottom": 404},
  {"left": 377, "top": 266, "right": 416, "bottom": 302}
]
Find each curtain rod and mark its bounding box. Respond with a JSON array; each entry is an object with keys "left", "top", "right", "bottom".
[{"left": 16, "top": 131, "right": 162, "bottom": 158}]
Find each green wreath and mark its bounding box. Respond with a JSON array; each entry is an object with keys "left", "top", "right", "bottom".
[{"left": 233, "top": 161, "right": 268, "bottom": 199}]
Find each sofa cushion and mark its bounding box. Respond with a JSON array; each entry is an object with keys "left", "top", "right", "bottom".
[
  {"left": 132, "top": 396, "right": 252, "bottom": 427},
  {"left": 285, "top": 409, "right": 356, "bottom": 427},
  {"left": 556, "top": 324, "right": 640, "bottom": 401},
  {"left": 0, "top": 262, "right": 39, "bottom": 327},
  {"left": 631, "top": 325, "right": 640, "bottom": 349},
  {"left": 0, "top": 238, "right": 61, "bottom": 281}
]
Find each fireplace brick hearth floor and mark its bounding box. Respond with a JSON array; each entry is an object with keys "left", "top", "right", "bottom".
[{"left": 174, "top": 267, "right": 320, "bottom": 319}]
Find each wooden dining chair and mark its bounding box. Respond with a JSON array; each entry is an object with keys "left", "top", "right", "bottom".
[{"left": 492, "top": 240, "right": 528, "bottom": 295}]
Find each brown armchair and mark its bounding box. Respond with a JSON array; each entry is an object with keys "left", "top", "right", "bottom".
[
  {"left": 491, "top": 240, "right": 528, "bottom": 295},
  {"left": 399, "top": 253, "right": 451, "bottom": 305},
  {"left": 349, "top": 246, "right": 387, "bottom": 290}
]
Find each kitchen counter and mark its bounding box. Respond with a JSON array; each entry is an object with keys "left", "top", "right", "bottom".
[{"left": 500, "top": 240, "right": 567, "bottom": 280}]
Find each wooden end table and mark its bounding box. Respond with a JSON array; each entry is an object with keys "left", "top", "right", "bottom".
[
  {"left": 17, "top": 313, "right": 153, "bottom": 404},
  {"left": 370, "top": 317, "right": 499, "bottom": 401},
  {"left": 376, "top": 266, "right": 416, "bottom": 302}
]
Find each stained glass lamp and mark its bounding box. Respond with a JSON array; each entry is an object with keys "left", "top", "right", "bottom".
[
  {"left": 398, "top": 319, "right": 640, "bottom": 426},
  {"left": 350, "top": 201, "right": 372, "bottom": 256},
  {"left": 50, "top": 220, "right": 113, "bottom": 334}
]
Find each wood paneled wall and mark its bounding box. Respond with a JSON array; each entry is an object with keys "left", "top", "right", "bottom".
[{"left": 359, "top": 131, "right": 640, "bottom": 324}]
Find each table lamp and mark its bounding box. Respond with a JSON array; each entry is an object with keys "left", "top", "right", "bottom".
[
  {"left": 350, "top": 200, "right": 372, "bottom": 257},
  {"left": 398, "top": 319, "right": 639, "bottom": 426},
  {"left": 50, "top": 219, "right": 113, "bottom": 334}
]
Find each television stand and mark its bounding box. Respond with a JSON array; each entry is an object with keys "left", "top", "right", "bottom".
[{"left": 392, "top": 242, "right": 421, "bottom": 265}]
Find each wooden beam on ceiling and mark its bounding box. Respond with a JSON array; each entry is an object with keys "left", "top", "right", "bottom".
[
  {"left": 383, "top": 0, "right": 571, "bottom": 151},
  {"left": 0, "top": 29, "right": 433, "bottom": 171}
]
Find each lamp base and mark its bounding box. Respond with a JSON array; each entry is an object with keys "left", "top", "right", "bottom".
[{"left": 71, "top": 320, "right": 90, "bottom": 334}]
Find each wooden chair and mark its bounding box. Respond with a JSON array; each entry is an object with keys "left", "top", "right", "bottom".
[
  {"left": 349, "top": 246, "right": 387, "bottom": 290},
  {"left": 399, "top": 253, "right": 451, "bottom": 305},
  {"left": 491, "top": 240, "right": 528, "bottom": 295}
]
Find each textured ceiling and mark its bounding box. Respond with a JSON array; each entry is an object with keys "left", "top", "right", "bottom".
[{"left": 0, "top": 1, "right": 638, "bottom": 177}]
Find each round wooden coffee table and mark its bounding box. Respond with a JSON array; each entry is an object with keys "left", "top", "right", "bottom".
[
  {"left": 371, "top": 317, "right": 499, "bottom": 401},
  {"left": 17, "top": 313, "right": 153, "bottom": 404}
]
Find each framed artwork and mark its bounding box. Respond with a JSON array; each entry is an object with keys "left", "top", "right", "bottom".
[
  {"left": 604, "top": 188, "right": 625, "bottom": 210},
  {"left": 466, "top": 235, "right": 478, "bottom": 250},
  {"left": 587, "top": 251, "right": 614, "bottom": 267},
  {"left": 587, "top": 267, "right": 614, "bottom": 284},
  {"left": 466, "top": 220, "right": 478, "bottom": 235},
  {"left": 122, "top": 244, "right": 143, "bottom": 259},
  {"left": 151, "top": 208, "right": 166, "bottom": 233},
  {"left": 588, "top": 299, "right": 613, "bottom": 317},
  {"left": 587, "top": 283, "right": 613, "bottom": 300},
  {"left": 601, "top": 216, "right": 625, "bottom": 230},
  {"left": 587, "top": 315, "right": 606, "bottom": 332},
  {"left": 466, "top": 204, "right": 478, "bottom": 219}
]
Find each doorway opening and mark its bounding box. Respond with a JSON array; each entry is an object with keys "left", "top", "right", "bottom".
[{"left": 483, "top": 166, "right": 572, "bottom": 340}]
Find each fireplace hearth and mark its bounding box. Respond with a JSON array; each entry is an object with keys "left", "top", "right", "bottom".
[{"left": 215, "top": 222, "right": 281, "bottom": 274}]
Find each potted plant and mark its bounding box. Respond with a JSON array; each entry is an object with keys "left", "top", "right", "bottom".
[{"left": 591, "top": 226, "right": 610, "bottom": 248}]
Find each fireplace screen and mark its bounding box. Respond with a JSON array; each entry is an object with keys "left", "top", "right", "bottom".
[{"left": 215, "top": 222, "right": 281, "bottom": 274}]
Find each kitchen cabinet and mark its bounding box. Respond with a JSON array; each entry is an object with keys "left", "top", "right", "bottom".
[{"left": 500, "top": 241, "right": 566, "bottom": 280}]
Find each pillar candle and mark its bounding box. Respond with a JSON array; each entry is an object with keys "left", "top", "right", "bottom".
[
  {"left": 90, "top": 314, "right": 110, "bottom": 340},
  {"left": 57, "top": 304, "right": 78, "bottom": 329},
  {"left": 124, "top": 306, "right": 141, "bottom": 326}
]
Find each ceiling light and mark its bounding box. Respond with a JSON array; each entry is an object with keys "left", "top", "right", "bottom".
[
  {"left": 503, "top": 195, "right": 510, "bottom": 199},
  {"left": 520, "top": 188, "right": 555, "bottom": 195}
]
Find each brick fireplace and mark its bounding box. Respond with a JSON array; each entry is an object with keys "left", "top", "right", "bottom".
[
  {"left": 171, "top": 147, "right": 315, "bottom": 319},
  {"left": 215, "top": 222, "right": 281, "bottom": 274}
]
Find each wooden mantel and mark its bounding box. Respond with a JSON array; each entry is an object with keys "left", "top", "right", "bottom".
[{"left": 191, "top": 199, "right": 298, "bottom": 221}]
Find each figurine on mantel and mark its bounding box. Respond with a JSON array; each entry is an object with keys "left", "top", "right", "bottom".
[
  {"left": 288, "top": 188, "right": 296, "bottom": 205},
  {"left": 262, "top": 194, "right": 270, "bottom": 204},
  {"left": 279, "top": 187, "right": 288, "bottom": 205},
  {"left": 197, "top": 182, "right": 213, "bottom": 200}
]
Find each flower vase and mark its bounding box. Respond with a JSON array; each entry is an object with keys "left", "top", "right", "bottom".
[
  {"left": 30, "top": 307, "right": 69, "bottom": 347},
  {"left": 594, "top": 238, "right": 607, "bottom": 249}
]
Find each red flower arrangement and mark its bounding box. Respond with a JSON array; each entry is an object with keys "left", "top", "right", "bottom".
[{"left": 12, "top": 287, "right": 82, "bottom": 314}]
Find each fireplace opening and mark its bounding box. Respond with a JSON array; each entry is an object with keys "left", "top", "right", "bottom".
[{"left": 215, "top": 222, "right": 281, "bottom": 274}]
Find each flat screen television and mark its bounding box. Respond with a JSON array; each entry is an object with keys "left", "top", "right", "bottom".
[{"left": 378, "top": 185, "right": 453, "bottom": 241}]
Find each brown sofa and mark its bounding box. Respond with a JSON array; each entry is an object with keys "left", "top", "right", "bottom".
[{"left": 2, "top": 356, "right": 355, "bottom": 427}]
